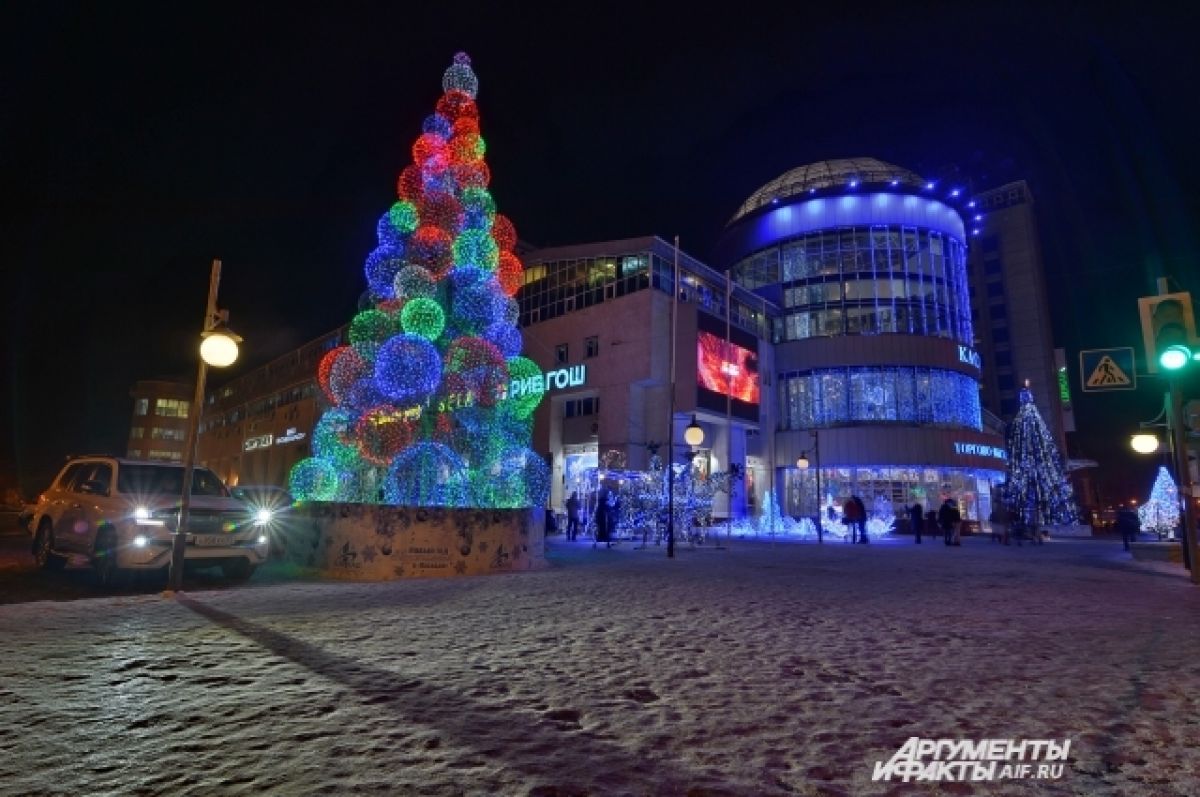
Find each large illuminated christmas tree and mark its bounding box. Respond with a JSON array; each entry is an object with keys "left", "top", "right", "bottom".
[
  {"left": 1138, "top": 466, "right": 1180, "bottom": 539},
  {"left": 1002, "top": 385, "right": 1077, "bottom": 527},
  {"left": 289, "top": 53, "right": 549, "bottom": 509}
]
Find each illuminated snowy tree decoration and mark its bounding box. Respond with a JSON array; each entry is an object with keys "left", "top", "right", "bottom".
[
  {"left": 290, "top": 52, "right": 546, "bottom": 508},
  {"left": 1002, "top": 384, "right": 1077, "bottom": 527},
  {"left": 1138, "top": 466, "right": 1180, "bottom": 539}
]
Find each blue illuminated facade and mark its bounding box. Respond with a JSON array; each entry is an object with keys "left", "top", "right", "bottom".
[{"left": 718, "top": 158, "right": 1007, "bottom": 527}]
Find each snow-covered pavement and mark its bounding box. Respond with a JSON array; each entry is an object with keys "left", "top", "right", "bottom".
[{"left": 1, "top": 536, "right": 1197, "bottom": 796}]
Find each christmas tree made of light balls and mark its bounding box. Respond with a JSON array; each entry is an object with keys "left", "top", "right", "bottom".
[
  {"left": 289, "top": 53, "right": 549, "bottom": 509},
  {"left": 1002, "top": 385, "right": 1077, "bottom": 526}
]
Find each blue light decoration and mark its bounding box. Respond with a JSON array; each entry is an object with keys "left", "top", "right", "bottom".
[
  {"left": 290, "top": 52, "right": 547, "bottom": 509},
  {"left": 1000, "top": 385, "right": 1077, "bottom": 528}
]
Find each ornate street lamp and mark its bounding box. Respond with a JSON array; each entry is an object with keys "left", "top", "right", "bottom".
[{"left": 168, "top": 259, "right": 242, "bottom": 592}]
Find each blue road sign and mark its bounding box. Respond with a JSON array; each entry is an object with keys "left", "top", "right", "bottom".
[{"left": 1079, "top": 347, "right": 1137, "bottom": 392}]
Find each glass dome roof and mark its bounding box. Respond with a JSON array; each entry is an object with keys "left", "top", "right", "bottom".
[{"left": 729, "top": 157, "right": 927, "bottom": 224}]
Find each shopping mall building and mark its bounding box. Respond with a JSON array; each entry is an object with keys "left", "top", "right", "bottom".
[{"left": 157, "top": 157, "right": 1026, "bottom": 526}]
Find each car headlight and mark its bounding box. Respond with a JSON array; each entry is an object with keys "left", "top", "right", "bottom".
[
  {"left": 133, "top": 535, "right": 148, "bottom": 548},
  {"left": 134, "top": 507, "right": 165, "bottom": 526},
  {"left": 254, "top": 508, "right": 273, "bottom": 525},
  {"left": 257, "top": 535, "right": 268, "bottom": 545}
]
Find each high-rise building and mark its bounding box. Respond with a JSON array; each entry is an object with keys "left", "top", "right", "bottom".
[
  {"left": 965, "top": 180, "right": 1067, "bottom": 452},
  {"left": 127, "top": 379, "right": 192, "bottom": 462}
]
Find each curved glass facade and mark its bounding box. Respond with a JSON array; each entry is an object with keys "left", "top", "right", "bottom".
[
  {"left": 780, "top": 367, "right": 982, "bottom": 430},
  {"left": 734, "top": 225, "right": 972, "bottom": 344}
]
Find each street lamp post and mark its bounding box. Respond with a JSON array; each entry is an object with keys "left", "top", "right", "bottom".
[
  {"left": 796, "top": 428, "right": 822, "bottom": 543},
  {"left": 168, "top": 259, "right": 242, "bottom": 592}
]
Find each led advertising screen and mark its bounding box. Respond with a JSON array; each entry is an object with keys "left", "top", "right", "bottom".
[{"left": 697, "top": 330, "right": 760, "bottom": 404}]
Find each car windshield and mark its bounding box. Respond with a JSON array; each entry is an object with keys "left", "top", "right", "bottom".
[{"left": 116, "top": 464, "right": 231, "bottom": 497}]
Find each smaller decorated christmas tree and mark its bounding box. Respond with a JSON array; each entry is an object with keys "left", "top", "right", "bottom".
[
  {"left": 1138, "top": 466, "right": 1180, "bottom": 539},
  {"left": 1002, "top": 384, "right": 1077, "bottom": 527}
]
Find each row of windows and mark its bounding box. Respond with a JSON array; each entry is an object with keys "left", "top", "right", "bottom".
[
  {"left": 735, "top": 225, "right": 972, "bottom": 345},
  {"left": 133, "top": 398, "right": 192, "bottom": 418},
  {"left": 518, "top": 252, "right": 772, "bottom": 339},
  {"left": 128, "top": 427, "right": 186, "bottom": 441},
  {"left": 564, "top": 397, "right": 599, "bottom": 417},
  {"left": 779, "top": 367, "right": 982, "bottom": 430},
  {"left": 554, "top": 336, "right": 600, "bottom": 364},
  {"left": 203, "top": 382, "right": 319, "bottom": 433}
]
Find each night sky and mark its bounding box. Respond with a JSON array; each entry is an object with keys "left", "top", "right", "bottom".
[{"left": 2, "top": 3, "right": 1196, "bottom": 501}]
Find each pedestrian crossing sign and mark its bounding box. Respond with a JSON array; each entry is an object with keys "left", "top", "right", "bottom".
[{"left": 1079, "top": 347, "right": 1137, "bottom": 392}]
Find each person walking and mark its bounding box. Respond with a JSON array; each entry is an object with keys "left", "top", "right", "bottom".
[
  {"left": 909, "top": 502, "right": 924, "bottom": 544},
  {"left": 1116, "top": 508, "right": 1139, "bottom": 552},
  {"left": 565, "top": 491, "right": 581, "bottom": 541},
  {"left": 938, "top": 498, "right": 961, "bottom": 546},
  {"left": 851, "top": 495, "right": 868, "bottom": 543}
]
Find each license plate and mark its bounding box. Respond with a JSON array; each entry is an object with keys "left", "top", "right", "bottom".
[{"left": 192, "top": 534, "right": 232, "bottom": 547}]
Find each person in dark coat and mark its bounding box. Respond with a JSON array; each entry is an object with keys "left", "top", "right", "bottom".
[
  {"left": 565, "top": 491, "right": 581, "bottom": 541},
  {"left": 1116, "top": 508, "right": 1139, "bottom": 552},
  {"left": 851, "top": 495, "right": 868, "bottom": 544},
  {"left": 909, "top": 502, "right": 924, "bottom": 544},
  {"left": 938, "top": 498, "right": 961, "bottom": 546},
  {"left": 593, "top": 489, "right": 611, "bottom": 548}
]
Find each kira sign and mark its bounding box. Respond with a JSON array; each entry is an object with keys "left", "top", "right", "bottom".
[
  {"left": 957, "top": 345, "right": 982, "bottom": 369},
  {"left": 954, "top": 442, "right": 1007, "bottom": 460}
]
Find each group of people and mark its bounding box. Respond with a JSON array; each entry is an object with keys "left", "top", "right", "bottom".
[
  {"left": 905, "top": 498, "right": 963, "bottom": 545},
  {"left": 553, "top": 490, "right": 618, "bottom": 547}
]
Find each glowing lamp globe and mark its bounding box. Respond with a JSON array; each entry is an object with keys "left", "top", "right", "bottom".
[
  {"left": 797, "top": 455, "right": 811, "bottom": 470},
  {"left": 1130, "top": 434, "right": 1160, "bottom": 454},
  {"left": 683, "top": 415, "right": 704, "bottom": 447},
  {"left": 200, "top": 327, "right": 241, "bottom": 367}
]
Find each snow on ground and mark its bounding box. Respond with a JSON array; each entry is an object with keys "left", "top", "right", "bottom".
[{"left": 1, "top": 535, "right": 1198, "bottom": 796}]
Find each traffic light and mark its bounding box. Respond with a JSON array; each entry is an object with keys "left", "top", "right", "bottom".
[{"left": 1138, "top": 291, "right": 1198, "bottom": 373}]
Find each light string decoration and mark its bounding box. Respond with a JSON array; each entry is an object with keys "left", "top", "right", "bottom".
[
  {"left": 291, "top": 53, "right": 548, "bottom": 508},
  {"left": 1001, "top": 385, "right": 1077, "bottom": 527}
]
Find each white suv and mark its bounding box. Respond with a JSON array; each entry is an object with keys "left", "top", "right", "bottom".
[{"left": 28, "top": 456, "right": 271, "bottom": 585}]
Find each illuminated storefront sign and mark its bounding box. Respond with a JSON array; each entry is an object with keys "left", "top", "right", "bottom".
[
  {"left": 243, "top": 434, "right": 273, "bottom": 452},
  {"left": 277, "top": 427, "right": 307, "bottom": 445},
  {"left": 509, "top": 364, "right": 587, "bottom": 398},
  {"left": 953, "top": 442, "right": 1007, "bottom": 460},
  {"left": 957, "top": 345, "right": 981, "bottom": 369}
]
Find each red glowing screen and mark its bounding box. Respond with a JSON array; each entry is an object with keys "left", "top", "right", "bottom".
[{"left": 697, "top": 331, "right": 759, "bottom": 404}]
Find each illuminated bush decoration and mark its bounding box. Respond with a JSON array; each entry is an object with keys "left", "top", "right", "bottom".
[
  {"left": 350, "top": 309, "right": 397, "bottom": 349},
  {"left": 400, "top": 297, "right": 446, "bottom": 340},
  {"left": 289, "top": 458, "right": 340, "bottom": 502},
  {"left": 394, "top": 264, "right": 436, "bottom": 300},
  {"left": 300, "top": 53, "right": 545, "bottom": 509},
  {"left": 453, "top": 228, "right": 499, "bottom": 271},
  {"left": 375, "top": 334, "right": 442, "bottom": 403},
  {"left": 442, "top": 52, "right": 479, "bottom": 98},
  {"left": 389, "top": 201, "right": 419, "bottom": 234},
  {"left": 364, "top": 247, "right": 404, "bottom": 299},
  {"left": 484, "top": 321, "right": 522, "bottom": 358},
  {"left": 491, "top": 214, "right": 517, "bottom": 252}
]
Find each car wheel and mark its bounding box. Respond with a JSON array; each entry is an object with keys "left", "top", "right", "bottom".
[
  {"left": 92, "top": 529, "right": 123, "bottom": 587},
  {"left": 221, "top": 560, "right": 257, "bottom": 582},
  {"left": 34, "top": 521, "right": 67, "bottom": 570}
]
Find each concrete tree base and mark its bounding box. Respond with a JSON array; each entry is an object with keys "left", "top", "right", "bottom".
[
  {"left": 1130, "top": 541, "right": 1183, "bottom": 563},
  {"left": 274, "top": 504, "right": 546, "bottom": 579}
]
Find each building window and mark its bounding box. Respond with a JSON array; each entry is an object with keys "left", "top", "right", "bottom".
[
  {"left": 155, "top": 398, "right": 190, "bottom": 418},
  {"left": 555, "top": 344, "right": 568, "bottom": 364},
  {"left": 564, "top": 397, "right": 599, "bottom": 418},
  {"left": 135, "top": 398, "right": 149, "bottom": 416},
  {"left": 129, "top": 427, "right": 145, "bottom": 439},
  {"left": 147, "top": 450, "right": 183, "bottom": 462},
  {"left": 151, "top": 427, "right": 186, "bottom": 441},
  {"left": 585, "top": 336, "right": 599, "bottom": 358}
]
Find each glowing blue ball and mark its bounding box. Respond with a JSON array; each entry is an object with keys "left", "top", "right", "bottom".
[
  {"left": 422, "top": 113, "right": 452, "bottom": 138},
  {"left": 483, "top": 321, "right": 522, "bottom": 358},
  {"left": 364, "top": 246, "right": 404, "bottom": 300},
  {"left": 384, "top": 442, "right": 469, "bottom": 506},
  {"left": 374, "top": 334, "right": 442, "bottom": 404}
]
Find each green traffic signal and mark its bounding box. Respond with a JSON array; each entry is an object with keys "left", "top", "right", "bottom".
[{"left": 1160, "top": 343, "right": 1192, "bottom": 371}]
